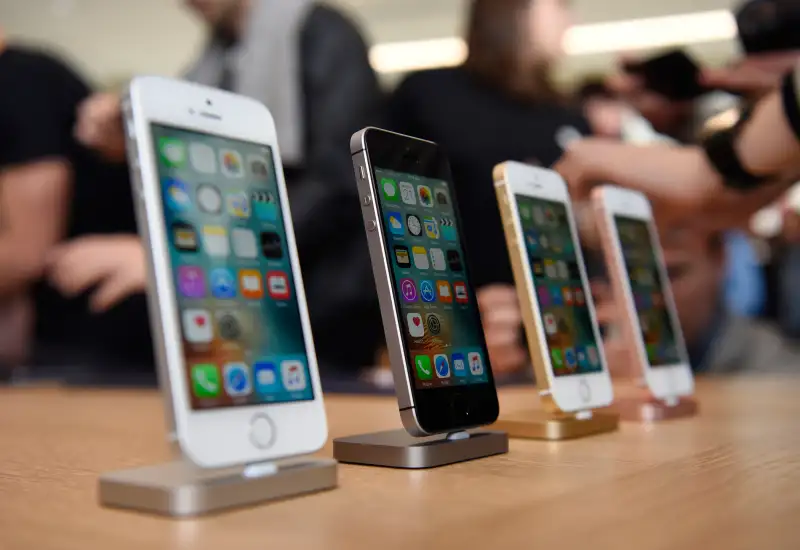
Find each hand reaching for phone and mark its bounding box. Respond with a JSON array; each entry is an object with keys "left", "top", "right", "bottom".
[
  {"left": 46, "top": 235, "right": 147, "bottom": 313},
  {"left": 74, "top": 92, "right": 127, "bottom": 162},
  {"left": 477, "top": 284, "right": 528, "bottom": 376}
]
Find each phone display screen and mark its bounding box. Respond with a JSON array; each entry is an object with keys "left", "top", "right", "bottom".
[
  {"left": 374, "top": 168, "right": 489, "bottom": 389},
  {"left": 151, "top": 124, "right": 314, "bottom": 410},
  {"left": 516, "top": 196, "right": 602, "bottom": 377},
  {"left": 614, "top": 216, "right": 682, "bottom": 366}
]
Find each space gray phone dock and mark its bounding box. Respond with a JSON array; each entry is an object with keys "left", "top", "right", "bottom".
[
  {"left": 99, "top": 428, "right": 337, "bottom": 517},
  {"left": 333, "top": 427, "right": 508, "bottom": 469}
]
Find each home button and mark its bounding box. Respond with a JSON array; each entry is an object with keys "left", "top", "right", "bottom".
[
  {"left": 579, "top": 380, "right": 592, "bottom": 404},
  {"left": 249, "top": 414, "right": 276, "bottom": 449}
]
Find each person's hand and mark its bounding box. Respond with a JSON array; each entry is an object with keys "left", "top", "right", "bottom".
[
  {"left": 555, "top": 138, "right": 721, "bottom": 229},
  {"left": 46, "top": 235, "right": 147, "bottom": 313},
  {"left": 74, "top": 92, "right": 127, "bottom": 162},
  {"left": 476, "top": 284, "right": 527, "bottom": 376},
  {"left": 701, "top": 52, "right": 800, "bottom": 98}
]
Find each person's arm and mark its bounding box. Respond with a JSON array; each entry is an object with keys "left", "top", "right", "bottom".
[{"left": 0, "top": 160, "right": 70, "bottom": 296}]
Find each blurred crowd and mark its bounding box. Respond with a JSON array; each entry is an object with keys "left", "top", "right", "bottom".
[{"left": 1, "top": 0, "right": 799, "bottom": 384}]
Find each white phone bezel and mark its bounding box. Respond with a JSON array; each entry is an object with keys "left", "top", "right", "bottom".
[
  {"left": 498, "top": 162, "right": 613, "bottom": 412},
  {"left": 596, "top": 185, "right": 694, "bottom": 399},
  {"left": 126, "top": 76, "right": 327, "bottom": 468}
]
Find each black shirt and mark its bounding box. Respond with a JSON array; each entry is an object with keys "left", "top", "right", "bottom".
[
  {"left": 0, "top": 47, "right": 152, "bottom": 368},
  {"left": 389, "top": 67, "right": 593, "bottom": 287}
]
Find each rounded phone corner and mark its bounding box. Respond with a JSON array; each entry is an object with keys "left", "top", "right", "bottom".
[{"left": 492, "top": 163, "right": 509, "bottom": 185}]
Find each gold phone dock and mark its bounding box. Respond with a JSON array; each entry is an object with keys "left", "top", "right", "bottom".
[
  {"left": 605, "top": 382, "right": 698, "bottom": 422},
  {"left": 493, "top": 389, "right": 619, "bottom": 440},
  {"left": 333, "top": 427, "right": 508, "bottom": 469},
  {"left": 99, "top": 432, "right": 337, "bottom": 517}
]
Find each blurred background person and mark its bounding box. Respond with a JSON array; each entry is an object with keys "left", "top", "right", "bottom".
[
  {"left": 73, "top": 0, "right": 384, "bottom": 374},
  {"left": 388, "top": 0, "right": 589, "bottom": 377},
  {"left": 576, "top": 77, "right": 626, "bottom": 139},
  {"left": 0, "top": 30, "right": 152, "bottom": 373}
]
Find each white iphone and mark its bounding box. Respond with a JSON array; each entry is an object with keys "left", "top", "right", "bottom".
[
  {"left": 494, "top": 162, "right": 613, "bottom": 412},
  {"left": 123, "top": 76, "right": 327, "bottom": 468},
  {"left": 593, "top": 185, "right": 694, "bottom": 400}
]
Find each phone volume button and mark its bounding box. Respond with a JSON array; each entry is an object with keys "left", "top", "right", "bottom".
[
  {"left": 362, "top": 195, "right": 372, "bottom": 207},
  {"left": 366, "top": 219, "right": 377, "bottom": 232}
]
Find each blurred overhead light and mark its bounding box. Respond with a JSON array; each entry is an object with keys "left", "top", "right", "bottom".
[{"left": 369, "top": 10, "right": 737, "bottom": 74}]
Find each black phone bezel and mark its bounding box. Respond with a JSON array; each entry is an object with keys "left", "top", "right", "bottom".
[{"left": 363, "top": 128, "right": 499, "bottom": 433}]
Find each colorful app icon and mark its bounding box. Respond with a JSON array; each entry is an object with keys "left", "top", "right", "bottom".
[
  {"left": 562, "top": 287, "right": 574, "bottom": 306},
  {"left": 424, "top": 216, "right": 440, "bottom": 239},
  {"left": 532, "top": 207, "right": 544, "bottom": 225},
  {"left": 544, "top": 313, "right": 558, "bottom": 335},
  {"left": 249, "top": 155, "right": 269, "bottom": 178},
  {"left": 557, "top": 261, "right": 569, "bottom": 279},
  {"left": 400, "top": 278, "right": 418, "bottom": 302},
  {"left": 576, "top": 346, "right": 589, "bottom": 369},
  {"left": 454, "top": 281, "right": 468, "bottom": 303},
  {"left": 519, "top": 205, "right": 532, "bottom": 221},
  {"left": 646, "top": 343, "right": 658, "bottom": 361},
  {"left": 551, "top": 286, "right": 564, "bottom": 306},
  {"left": 216, "top": 310, "right": 245, "bottom": 340},
  {"left": 387, "top": 211, "right": 405, "bottom": 235},
  {"left": 412, "top": 246, "right": 429, "bottom": 270},
  {"left": 191, "top": 364, "right": 220, "bottom": 398},
  {"left": 399, "top": 182, "right": 416, "bottom": 205},
  {"left": 434, "top": 354, "right": 451, "bottom": 379},
  {"left": 266, "top": 271, "right": 290, "bottom": 300},
  {"left": 437, "top": 280, "right": 453, "bottom": 303},
  {"left": 232, "top": 228, "right": 258, "bottom": 259},
  {"left": 414, "top": 355, "right": 433, "bottom": 380},
  {"left": 550, "top": 349, "right": 564, "bottom": 369},
  {"left": 426, "top": 313, "right": 442, "bottom": 335},
  {"left": 544, "top": 208, "right": 556, "bottom": 224},
  {"left": 281, "top": 360, "right": 308, "bottom": 391},
  {"left": 381, "top": 178, "right": 399, "bottom": 202},
  {"left": 239, "top": 269, "right": 264, "bottom": 299},
  {"left": 202, "top": 225, "right": 229, "bottom": 257},
  {"left": 440, "top": 217, "right": 457, "bottom": 241},
  {"left": 394, "top": 245, "right": 411, "bottom": 268},
  {"left": 525, "top": 231, "right": 539, "bottom": 251},
  {"left": 253, "top": 362, "right": 280, "bottom": 393},
  {"left": 468, "top": 352, "right": 484, "bottom": 375},
  {"left": 418, "top": 185, "right": 434, "bottom": 207},
  {"left": 197, "top": 184, "right": 222, "bottom": 214},
  {"left": 224, "top": 363, "right": 252, "bottom": 397},
  {"left": 178, "top": 266, "right": 206, "bottom": 298},
  {"left": 406, "top": 214, "right": 422, "bottom": 237},
  {"left": 544, "top": 259, "right": 557, "bottom": 279},
  {"left": 159, "top": 137, "right": 186, "bottom": 168},
  {"left": 429, "top": 248, "right": 446, "bottom": 271},
  {"left": 452, "top": 353, "right": 467, "bottom": 377},
  {"left": 435, "top": 189, "right": 450, "bottom": 206},
  {"left": 539, "top": 234, "right": 550, "bottom": 249},
  {"left": 407, "top": 312, "right": 424, "bottom": 338},
  {"left": 252, "top": 190, "right": 278, "bottom": 221},
  {"left": 575, "top": 288, "right": 585, "bottom": 305},
  {"left": 182, "top": 308, "right": 213, "bottom": 343},
  {"left": 172, "top": 221, "right": 198, "bottom": 252},
  {"left": 447, "top": 250, "right": 463, "bottom": 271},
  {"left": 260, "top": 231, "right": 283, "bottom": 259},
  {"left": 189, "top": 142, "right": 216, "bottom": 173},
  {"left": 227, "top": 191, "right": 251, "bottom": 218},
  {"left": 164, "top": 178, "right": 192, "bottom": 211},
  {"left": 564, "top": 347, "right": 577, "bottom": 369},
  {"left": 537, "top": 286, "right": 551, "bottom": 307},
  {"left": 210, "top": 268, "right": 236, "bottom": 299},
  {"left": 532, "top": 260, "right": 544, "bottom": 278},
  {"left": 220, "top": 149, "right": 244, "bottom": 178},
  {"left": 587, "top": 345, "right": 600, "bottom": 366},
  {"left": 419, "top": 280, "right": 436, "bottom": 303}
]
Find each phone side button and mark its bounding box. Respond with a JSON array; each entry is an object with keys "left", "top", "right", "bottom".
[
  {"left": 362, "top": 195, "right": 372, "bottom": 207},
  {"left": 249, "top": 414, "right": 276, "bottom": 449},
  {"left": 366, "top": 220, "right": 377, "bottom": 232}
]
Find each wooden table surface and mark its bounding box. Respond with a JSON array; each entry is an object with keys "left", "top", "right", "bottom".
[{"left": 1, "top": 377, "right": 799, "bottom": 550}]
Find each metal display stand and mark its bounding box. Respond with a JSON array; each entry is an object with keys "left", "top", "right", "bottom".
[
  {"left": 98, "top": 455, "right": 338, "bottom": 517},
  {"left": 333, "top": 429, "right": 508, "bottom": 469},
  {"left": 609, "top": 392, "right": 699, "bottom": 422},
  {"left": 492, "top": 390, "right": 619, "bottom": 440}
]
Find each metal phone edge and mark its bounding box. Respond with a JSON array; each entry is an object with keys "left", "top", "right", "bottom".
[{"left": 350, "top": 128, "right": 423, "bottom": 435}]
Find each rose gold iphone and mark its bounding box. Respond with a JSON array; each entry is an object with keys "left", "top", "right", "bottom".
[{"left": 593, "top": 185, "right": 694, "bottom": 400}]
